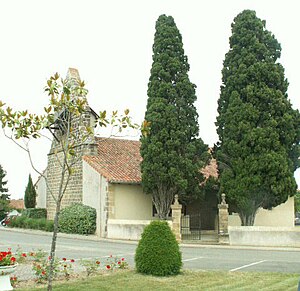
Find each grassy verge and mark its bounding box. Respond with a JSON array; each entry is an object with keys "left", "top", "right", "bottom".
[{"left": 17, "top": 269, "right": 299, "bottom": 291}]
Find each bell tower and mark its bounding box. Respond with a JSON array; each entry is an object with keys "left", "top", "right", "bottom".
[{"left": 46, "top": 68, "right": 98, "bottom": 219}]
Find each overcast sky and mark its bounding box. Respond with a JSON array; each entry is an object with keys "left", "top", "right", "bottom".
[{"left": 0, "top": 0, "right": 299, "bottom": 199}]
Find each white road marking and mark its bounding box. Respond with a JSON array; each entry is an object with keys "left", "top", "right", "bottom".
[
  {"left": 183, "top": 257, "right": 203, "bottom": 262},
  {"left": 230, "top": 260, "right": 266, "bottom": 272}
]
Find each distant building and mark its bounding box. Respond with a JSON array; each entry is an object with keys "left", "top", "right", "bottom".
[{"left": 9, "top": 199, "right": 24, "bottom": 210}]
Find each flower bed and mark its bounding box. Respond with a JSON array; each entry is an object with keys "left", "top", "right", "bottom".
[
  {"left": 0, "top": 246, "right": 129, "bottom": 289},
  {"left": 0, "top": 249, "right": 16, "bottom": 267}
]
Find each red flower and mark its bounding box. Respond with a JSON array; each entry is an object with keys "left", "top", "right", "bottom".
[
  {"left": 10, "top": 257, "right": 16, "bottom": 263},
  {"left": 70, "top": 259, "right": 75, "bottom": 263},
  {"left": 62, "top": 258, "right": 67, "bottom": 261},
  {"left": 118, "top": 261, "right": 121, "bottom": 265},
  {"left": 106, "top": 265, "right": 111, "bottom": 270},
  {"left": 48, "top": 256, "right": 51, "bottom": 261},
  {"left": 121, "top": 258, "right": 125, "bottom": 261},
  {"left": 42, "top": 271, "right": 46, "bottom": 275},
  {"left": 22, "top": 253, "right": 27, "bottom": 257}
]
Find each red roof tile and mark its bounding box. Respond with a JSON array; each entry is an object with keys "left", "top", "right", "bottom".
[
  {"left": 83, "top": 137, "right": 142, "bottom": 184},
  {"left": 83, "top": 137, "right": 218, "bottom": 184},
  {"left": 9, "top": 199, "right": 25, "bottom": 209},
  {"left": 201, "top": 158, "right": 218, "bottom": 179}
]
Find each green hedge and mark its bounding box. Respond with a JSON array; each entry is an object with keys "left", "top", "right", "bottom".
[
  {"left": 8, "top": 216, "right": 54, "bottom": 232},
  {"left": 58, "top": 203, "right": 96, "bottom": 235},
  {"left": 135, "top": 220, "right": 182, "bottom": 276},
  {"left": 22, "top": 208, "right": 47, "bottom": 219}
]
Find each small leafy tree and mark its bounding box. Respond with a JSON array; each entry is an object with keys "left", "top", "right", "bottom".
[
  {"left": 24, "top": 174, "right": 37, "bottom": 208},
  {"left": 141, "top": 14, "right": 209, "bottom": 219},
  {"left": 0, "top": 71, "right": 141, "bottom": 291},
  {"left": 215, "top": 10, "right": 300, "bottom": 225},
  {"left": 0, "top": 164, "right": 10, "bottom": 220}
]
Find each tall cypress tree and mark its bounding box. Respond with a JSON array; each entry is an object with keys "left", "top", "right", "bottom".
[
  {"left": 24, "top": 174, "right": 37, "bottom": 208},
  {"left": 0, "top": 164, "right": 10, "bottom": 220},
  {"left": 216, "top": 10, "right": 300, "bottom": 225},
  {"left": 0, "top": 164, "right": 8, "bottom": 193},
  {"left": 141, "top": 14, "right": 209, "bottom": 219}
]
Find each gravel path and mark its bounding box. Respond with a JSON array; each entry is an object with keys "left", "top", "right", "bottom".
[{"left": 14, "top": 261, "right": 87, "bottom": 282}]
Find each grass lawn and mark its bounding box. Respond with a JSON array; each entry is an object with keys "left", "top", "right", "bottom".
[{"left": 17, "top": 270, "right": 299, "bottom": 291}]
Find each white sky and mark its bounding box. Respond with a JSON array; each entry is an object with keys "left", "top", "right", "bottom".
[{"left": 0, "top": 0, "right": 299, "bottom": 199}]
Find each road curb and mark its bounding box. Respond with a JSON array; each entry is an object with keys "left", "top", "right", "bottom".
[
  {"left": 1, "top": 227, "right": 300, "bottom": 252},
  {"left": 0, "top": 226, "right": 138, "bottom": 245}
]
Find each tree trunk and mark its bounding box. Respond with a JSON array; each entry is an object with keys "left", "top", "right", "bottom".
[
  {"left": 47, "top": 202, "right": 61, "bottom": 291},
  {"left": 153, "top": 187, "right": 175, "bottom": 220},
  {"left": 47, "top": 156, "right": 67, "bottom": 291},
  {"left": 239, "top": 212, "right": 256, "bottom": 226}
]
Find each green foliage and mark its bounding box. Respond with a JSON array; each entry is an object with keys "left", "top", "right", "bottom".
[
  {"left": 80, "top": 259, "right": 102, "bottom": 276},
  {"left": 0, "top": 199, "right": 10, "bottom": 221},
  {"left": 22, "top": 208, "right": 47, "bottom": 219},
  {"left": 135, "top": 220, "right": 182, "bottom": 276},
  {"left": 141, "top": 14, "right": 209, "bottom": 219},
  {"left": 59, "top": 203, "right": 96, "bottom": 235},
  {"left": 202, "top": 176, "right": 219, "bottom": 201},
  {"left": 32, "top": 257, "right": 60, "bottom": 283},
  {"left": 215, "top": 10, "right": 300, "bottom": 225},
  {"left": 0, "top": 164, "right": 10, "bottom": 220},
  {"left": 9, "top": 216, "right": 54, "bottom": 232},
  {"left": 0, "top": 164, "right": 8, "bottom": 194},
  {"left": 24, "top": 174, "right": 37, "bottom": 208}
]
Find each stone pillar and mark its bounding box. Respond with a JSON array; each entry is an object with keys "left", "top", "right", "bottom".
[
  {"left": 171, "top": 195, "right": 182, "bottom": 242},
  {"left": 218, "top": 193, "right": 229, "bottom": 244},
  {"left": 106, "top": 185, "right": 115, "bottom": 219}
]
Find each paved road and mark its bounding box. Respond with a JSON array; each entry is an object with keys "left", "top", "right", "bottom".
[{"left": 1, "top": 227, "right": 300, "bottom": 274}]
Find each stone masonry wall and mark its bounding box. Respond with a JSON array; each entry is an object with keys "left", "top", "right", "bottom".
[
  {"left": 46, "top": 106, "right": 97, "bottom": 219},
  {"left": 46, "top": 151, "right": 83, "bottom": 219}
]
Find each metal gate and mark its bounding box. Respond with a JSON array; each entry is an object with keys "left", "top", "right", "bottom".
[{"left": 181, "top": 214, "right": 201, "bottom": 240}]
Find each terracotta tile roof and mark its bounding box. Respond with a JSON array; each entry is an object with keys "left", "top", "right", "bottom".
[
  {"left": 83, "top": 137, "right": 218, "bottom": 184},
  {"left": 9, "top": 199, "right": 25, "bottom": 209},
  {"left": 201, "top": 158, "right": 218, "bottom": 179},
  {"left": 83, "top": 137, "right": 142, "bottom": 184}
]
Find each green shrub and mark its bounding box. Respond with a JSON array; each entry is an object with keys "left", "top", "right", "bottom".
[
  {"left": 9, "top": 216, "right": 53, "bottom": 232},
  {"left": 135, "top": 220, "right": 182, "bottom": 276},
  {"left": 22, "top": 208, "right": 47, "bottom": 219},
  {"left": 58, "top": 203, "right": 96, "bottom": 235},
  {"left": 45, "top": 219, "right": 54, "bottom": 232},
  {"left": 9, "top": 215, "right": 28, "bottom": 228}
]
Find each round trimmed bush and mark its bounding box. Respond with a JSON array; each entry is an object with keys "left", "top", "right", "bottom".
[
  {"left": 58, "top": 203, "right": 96, "bottom": 235},
  {"left": 135, "top": 220, "right": 182, "bottom": 276}
]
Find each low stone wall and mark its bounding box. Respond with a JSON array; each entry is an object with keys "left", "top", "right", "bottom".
[
  {"left": 107, "top": 219, "right": 173, "bottom": 240},
  {"left": 229, "top": 226, "right": 300, "bottom": 247},
  {"left": 107, "top": 219, "right": 150, "bottom": 240}
]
